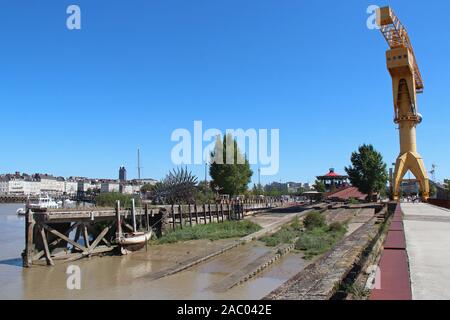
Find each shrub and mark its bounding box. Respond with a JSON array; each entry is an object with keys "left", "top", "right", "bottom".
[
  {"left": 303, "top": 211, "right": 326, "bottom": 230},
  {"left": 328, "top": 221, "right": 347, "bottom": 233},
  {"left": 290, "top": 217, "right": 303, "bottom": 231},
  {"left": 260, "top": 217, "right": 303, "bottom": 247},
  {"left": 295, "top": 220, "right": 348, "bottom": 259}
]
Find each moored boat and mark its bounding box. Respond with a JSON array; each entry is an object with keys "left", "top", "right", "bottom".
[
  {"left": 117, "top": 230, "right": 153, "bottom": 255},
  {"left": 27, "top": 194, "right": 60, "bottom": 212}
]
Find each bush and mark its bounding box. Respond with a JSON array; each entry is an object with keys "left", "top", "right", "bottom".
[
  {"left": 260, "top": 217, "right": 303, "bottom": 247},
  {"left": 290, "top": 217, "right": 303, "bottom": 231},
  {"left": 328, "top": 221, "right": 347, "bottom": 233},
  {"left": 303, "top": 211, "right": 326, "bottom": 230},
  {"left": 295, "top": 220, "right": 348, "bottom": 259}
]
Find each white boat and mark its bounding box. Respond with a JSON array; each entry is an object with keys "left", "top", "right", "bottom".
[
  {"left": 16, "top": 208, "right": 26, "bottom": 216},
  {"left": 117, "top": 231, "right": 153, "bottom": 255},
  {"left": 27, "top": 194, "right": 61, "bottom": 212}
]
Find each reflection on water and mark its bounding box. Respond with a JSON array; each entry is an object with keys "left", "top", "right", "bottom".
[{"left": 0, "top": 204, "right": 308, "bottom": 300}]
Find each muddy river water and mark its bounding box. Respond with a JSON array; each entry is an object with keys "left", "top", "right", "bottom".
[{"left": 0, "top": 203, "right": 309, "bottom": 299}]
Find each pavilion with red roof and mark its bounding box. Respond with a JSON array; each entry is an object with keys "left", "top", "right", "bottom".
[{"left": 316, "top": 168, "right": 349, "bottom": 193}]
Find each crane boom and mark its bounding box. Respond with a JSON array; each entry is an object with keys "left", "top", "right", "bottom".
[{"left": 377, "top": 6, "right": 424, "bottom": 93}]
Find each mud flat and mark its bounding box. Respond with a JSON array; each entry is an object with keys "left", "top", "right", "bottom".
[{"left": 0, "top": 205, "right": 312, "bottom": 299}]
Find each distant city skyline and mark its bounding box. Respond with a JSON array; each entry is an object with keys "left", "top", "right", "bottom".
[{"left": 1, "top": 1, "right": 449, "bottom": 185}]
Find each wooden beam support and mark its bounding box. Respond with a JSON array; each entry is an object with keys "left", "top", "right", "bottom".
[
  {"left": 41, "top": 223, "right": 87, "bottom": 253},
  {"left": 40, "top": 226, "right": 54, "bottom": 266},
  {"left": 82, "top": 223, "right": 90, "bottom": 249},
  {"left": 89, "top": 222, "right": 113, "bottom": 253},
  {"left": 33, "top": 222, "right": 81, "bottom": 261}
]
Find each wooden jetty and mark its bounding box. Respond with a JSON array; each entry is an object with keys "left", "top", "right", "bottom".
[{"left": 22, "top": 199, "right": 283, "bottom": 267}]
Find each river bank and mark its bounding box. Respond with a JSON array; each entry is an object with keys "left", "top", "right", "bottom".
[{"left": 0, "top": 203, "right": 311, "bottom": 299}]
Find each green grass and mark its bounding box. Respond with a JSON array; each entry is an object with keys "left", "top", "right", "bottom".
[
  {"left": 260, "top": 217, "right": 303, "bottom": 247},
  {"left": 295, "top": 222, "right": 348, "bottom": 259},
  {"left": 342, "top": 282, "right": 371, "bottom": 300},
  {"left": 153, "top": 220, "right": 262, "bottom": 244},
  {"left": 260, "top": 211, "right": 349, "bottom": 259}
]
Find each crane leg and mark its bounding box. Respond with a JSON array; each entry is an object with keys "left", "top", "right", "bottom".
[{"left": 393, "top": 152, "right": 430, "bottom": 202}]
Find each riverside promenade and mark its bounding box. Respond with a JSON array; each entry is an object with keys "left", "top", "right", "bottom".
[{"left": 403, "top": 203, "right": 450, "bottom": 300}]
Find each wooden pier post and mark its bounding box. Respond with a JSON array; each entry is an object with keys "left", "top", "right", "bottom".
[
  {"left": 23, "top": 208, "right": 35, "bottom": 267},
  {"left": 131, "top": 198, "right": 137, "bottom": 232},
  {"left": 82, "top": 223, "right": 90, "bottom": 249},
  {"left": 178, "top": 204, "right": 183, "bottom": 229},
  {"left": 195, "top": 205, "right": 199, "bottom": 225},
  {"left": 145, "top": 204, "right": 150, "bottom": 232},
  {"left": 116, "top": 201, "right": 122, "bottom": 239},
  {"left": 188, "top": 205, "right": 193, "bottom": 227},
  {"left": 203, "top": 204, "right": 207, "bottom": 224},
  {"left": 171, "top": 205, "right": 176, "bottom": 230}
]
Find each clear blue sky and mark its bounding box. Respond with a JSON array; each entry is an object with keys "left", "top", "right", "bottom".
[{"left": 1, "top": 0, "right": 449, "bottom": 185}]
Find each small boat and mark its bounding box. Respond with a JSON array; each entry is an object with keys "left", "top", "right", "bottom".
[
  {"left": 117, "top": 231, "right": 153, "bottom": 255},
  {"left": 27, "top": 194, "right": 61, "bottom": 212},
  {"left": 16, "top": 208, "right": 26, "bottom": 216}
]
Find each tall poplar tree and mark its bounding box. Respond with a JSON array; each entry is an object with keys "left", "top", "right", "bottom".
[{"left": 209, "top": 134, "right": 253, "bottom": 196}]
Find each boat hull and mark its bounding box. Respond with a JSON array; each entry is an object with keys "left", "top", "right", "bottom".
[{"left": 117, "top": 231, "right": 152, "bottom": 255}]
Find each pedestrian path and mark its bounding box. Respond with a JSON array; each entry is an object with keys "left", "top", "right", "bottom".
[{"left": 402, "top": 203, "right": 450, "bottom": 300}]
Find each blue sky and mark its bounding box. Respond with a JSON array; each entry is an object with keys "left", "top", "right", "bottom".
[{"left": 1, "top": 0, "right": 449, "bottom": 185}]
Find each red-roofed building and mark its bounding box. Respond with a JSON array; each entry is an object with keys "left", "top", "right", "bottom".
[
  {"left": 316, "top": 168, "right": 349, "bottom": 192},
  {"left": 326, "top": 186, "right": 367, "bottom": 202}
]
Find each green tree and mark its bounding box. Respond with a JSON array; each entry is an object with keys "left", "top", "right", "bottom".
[
  {"left": 313, "top": 180, "right": 326, "bottom": 193},
  {"left": 264, "top": 182, "right": 288, "bottom": 196},
  {"left": 345, "top": 144, "right": 388, "bottom": 202},
  {"left": 209, "top": 134, "right": 253, "bottom": 196},
  {"left": 95, "top": 193, "right": 140, "bottom": 208},
  {"left": 196, "top": 181, "right": 216, "bottom": 204}
]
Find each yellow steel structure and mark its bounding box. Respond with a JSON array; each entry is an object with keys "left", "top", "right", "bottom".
[{"left": 377, "top": 6, "right": 429, "bottom": 201}]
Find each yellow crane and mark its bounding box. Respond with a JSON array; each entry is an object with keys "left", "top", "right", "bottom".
[{"left": 377, "top": 6, "right": 429, "bottom": 201}]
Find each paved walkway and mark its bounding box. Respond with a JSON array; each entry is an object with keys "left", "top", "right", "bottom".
[{"left": 402, "top": 203, "right": 450, "bottom": 300}]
